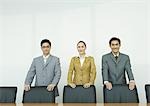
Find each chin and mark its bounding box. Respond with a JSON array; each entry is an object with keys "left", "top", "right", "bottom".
[{"left": 114, "top": 51, "right": 119, "bottom": 53}]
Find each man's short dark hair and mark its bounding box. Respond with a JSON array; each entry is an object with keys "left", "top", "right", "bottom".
[
  {"left": 41, "top": 39, "right": 51, "bottom": 47},
  {"left": 109, "top": 37, "right": 121, "bottom": 45}
]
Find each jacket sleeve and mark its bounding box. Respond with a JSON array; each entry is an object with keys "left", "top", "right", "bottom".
[
  {"left": 67, "top": 57, "right": 75, "bottom": 84},
  {"left": 89, "top": 57, "right": 96, "bottom": 84},
  {"left": 102, "top": 56, "right": 109, "bottom": 83},
  {"left": 125, "top": 56, "right": 134, "bottom": 81},
  {"left": 51, "top": 58, "right": 61, "bottom": 85},
  {"left": 25, "top": 59, "right": 36, "bottom": 85}
]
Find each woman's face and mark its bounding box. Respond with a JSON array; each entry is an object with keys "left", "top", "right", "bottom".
[{"left": 77, "top": 42, "right": 86, "bottom": 55}]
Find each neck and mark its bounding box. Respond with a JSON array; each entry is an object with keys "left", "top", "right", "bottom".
[
  {"left": 43, "top": 53, "right": 50, "bottom": 57},
  {"left": 79, "top": 53, "right": 86, "bottom": 58},
  {"left": 112, "top": 51, "right": 119, "bottom": 55}
]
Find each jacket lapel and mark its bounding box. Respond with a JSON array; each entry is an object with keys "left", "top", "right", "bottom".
[
  {"left": 76, "top": 57, "right": 82, "bottom": 69},
  {"left": 39, "top": 56, "right": 45, "bottom": 68},
  {"left": 44, "top": 55, "right": 52, "bottom": 68},
  {"left": 81, "top": 57, "right": 87, "bottom": 69},
  {"left": 76, "top": 57, "right": 86, "bottom": 69},
  {"left": 117, "top": 53, "right": 122, "bottom": 64},
  {"left": 110, "top": 52, "right": 122, "bottom": 64},
  {"left": 110, "top": 53, "right": 117, "bottom": 64}
]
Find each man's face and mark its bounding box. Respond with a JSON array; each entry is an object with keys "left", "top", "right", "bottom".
[
  {"left": 41, "top": 43, "right": 51, "bottom": 55},
  {"left": 110, "top": 40, "right": 120, "bottom": 53}
]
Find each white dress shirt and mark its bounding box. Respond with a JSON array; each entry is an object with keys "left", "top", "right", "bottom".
[
  {"left": 43, "top": 54, "right": 50, "bottom": 64},
  {"left": 79, "top": 54, "right": 87, "bottom": 67}
]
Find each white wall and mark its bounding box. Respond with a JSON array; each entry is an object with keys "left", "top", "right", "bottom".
[{"left": 0, "top": 0, "right": 149, "bottom": 103}]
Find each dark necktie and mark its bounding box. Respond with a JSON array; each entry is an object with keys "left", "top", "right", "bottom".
[{"left": 115, "top": 56, "right": 118, "bottom": 61}]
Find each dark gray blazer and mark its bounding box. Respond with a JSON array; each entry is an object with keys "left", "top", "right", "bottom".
[
  {"left": 102, "top": 52, "right": 134, "bottom": 84},
  {"left": 25, "top": 55, "right": 61, "bottom": 96}
]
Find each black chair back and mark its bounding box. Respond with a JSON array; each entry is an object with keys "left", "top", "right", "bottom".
[
  {"left": 63, "top": 85, "right": 96, "bottom": 103},
  {"left": 22, "top": 86, "right": 55, "bottom": 103},
  {"left": 103, "top": 84, "right": 139, "bottom": 103},
  {"left": 0, "top": 87, "right": 17, "bottom": 103},
  {"left": 145, "top": 84, "right": 150, "bottom": 103}
]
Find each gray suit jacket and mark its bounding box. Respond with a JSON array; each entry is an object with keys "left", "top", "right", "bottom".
[
  {"left": 102, "top": 52, "right": 134, "bottom": 84},
  {"left": 25, "top": 55, "right": 61, "bottom": 96}
]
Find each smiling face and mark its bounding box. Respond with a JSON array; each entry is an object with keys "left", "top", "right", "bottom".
[
  {"left": 77, "top": 42, "right": 86, "bottom": 55},
  {"left": 110, "top": 40, "right": 121, "bottom": 54},
  {"left": 41, "top": 42, "right": 51, "bottom": 56}
]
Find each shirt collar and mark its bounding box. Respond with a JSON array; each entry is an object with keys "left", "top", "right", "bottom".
[
  {"left": 43, "top": 54, "right": 50, "bottom": 59},
  {"left": 78, "top": 54, "right": 87, "bottom": 59},
  {"left": 112, "top": 52, "right": 120, "bottom": 57}
]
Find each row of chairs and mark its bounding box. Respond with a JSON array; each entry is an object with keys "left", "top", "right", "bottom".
[{"left": 0, "top": 84, "right": 150, "bottom": 103}]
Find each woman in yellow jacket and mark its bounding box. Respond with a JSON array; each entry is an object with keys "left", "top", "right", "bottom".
[{"left": 67, "top": 41, "right": 96, "bottom": 88}]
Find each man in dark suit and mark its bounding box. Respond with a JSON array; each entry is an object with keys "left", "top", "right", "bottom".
[{"left": 102, "top": 37, "right": 135, "bottom": 90}]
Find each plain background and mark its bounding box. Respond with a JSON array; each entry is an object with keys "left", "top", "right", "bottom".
[{"left": 0, "top": 0, "right": 150, "bottom": 103}]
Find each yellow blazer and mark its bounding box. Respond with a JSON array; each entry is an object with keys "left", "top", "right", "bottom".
[{"left": 67, "top": 56, "right": 96, "bottom": 85}]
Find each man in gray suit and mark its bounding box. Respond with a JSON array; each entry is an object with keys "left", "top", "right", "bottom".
[
  {"left": 24, "top": 39, "right": 61, "bottom": 96},
  {"left": 102, "top": 37, "right": 135, "bottom": 90}
]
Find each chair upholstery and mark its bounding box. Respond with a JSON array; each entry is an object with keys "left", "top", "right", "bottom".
[
  {"left": 103, "top": 84, "right": 139, "bottom": 103},
  {"left": 0, "top": 87, "right": 17, "bottom": 103},
  {"left": 63, "top": 85, "right": 96, "bottom": 103},
  {"left": 145, "top": 84, "right": 150, "bottom": 103},
  {"left": 22, "top": 86, "right": 55, "bottom": 103}
]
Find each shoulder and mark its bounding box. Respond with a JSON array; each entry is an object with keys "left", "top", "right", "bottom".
[
  {"left": 102, "top": 53, "right": 111, "bottom": 59},
  {"left": 71, "top": 56, "right": 78, "bottom": 60},
  {"left": 50, "top": 55, "right": 60, "bottom": 61},
  {"left": 120, "top": 53, "right": 129, "bottom": 58},
  {"left": 33, "top": 56, "right": 42, "bottom": 61},
  {"left": 86, "top": 56, "right": 94, "bottom": 60}
]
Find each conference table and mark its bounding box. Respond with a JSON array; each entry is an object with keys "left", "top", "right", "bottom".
[{"left": 0, "top": 103, "right": 149, "bottom": 106}]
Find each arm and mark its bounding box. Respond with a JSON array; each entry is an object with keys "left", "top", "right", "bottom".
[
  {"left": 25, "top": 59, "right": 36, "bottom": 85},
  {"left": 89, "top": 57, "right": 96, "bottom": 85},
  {"left": 102, "top": 56, "right": 109, "bottom": 83},
  {"left": 125, "top": 56, "right": 135, "bottom": 90},
  {"left": 51, "top": 58, "right": 61, "bottom": 85},
  {"left": 125, "top": 56, "right": 134, "bottom": 81},
  {"left": 67, "top": 57, "right": 74, "bottom": 84}
]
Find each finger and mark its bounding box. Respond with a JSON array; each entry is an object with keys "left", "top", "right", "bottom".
[
  {"left": 83, "top": 85, "right": 87, "bottom": 88},
  {"left": 51, "top": 87, "right": 54, "bottom": 91},
  {"left": 28, "top": 86, "right": 30, "bottom": 90},
  {"left": 71, "top": 85, "right": 74, "bottom": 88},
  {"left": 73, "top": 85, "right": 76, "bottom": 88},
  {"left": 108, "top": 86, "right": 112, "bottom": 90},
  {"left": 85, "top": 85, "right": 90, "bottom": 88},
  {"left": 25, "top": 87, "right": 29, "bottom": 91},
  {"left": 47, "top": 86, "right": 49, "bottom": 90},
  {"left": 130, "top": 85, "right": 134, "bottom": 90},
  {"left": 49, "top": 87, "right": 52, "bottom": 91},
  {"left": 47, "top": 87, "right": 51, "bottom": 91},
  {"left": 129, "top": 85, "right": 132, "bottom": 90}
]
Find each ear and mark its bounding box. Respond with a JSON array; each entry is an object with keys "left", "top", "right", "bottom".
[
  {"left": 109, "top": 44, "right": 111, "bottom": 48},
  {"left": 119, "top": 44, "right": 121, "bottom": 47}
]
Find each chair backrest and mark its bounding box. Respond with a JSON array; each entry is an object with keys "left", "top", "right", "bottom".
[
  {"left": 103, "top": 84, "right": 139, "bottom": 103},
  {"left": 22, "top": 86, "right": 55, "bottom": 103},
  {"left": 0, "top": 87, "right": 17, "bottom": 103},
  {"left": 145, "top": 84, "right": 150, "bottom": 103},
  {"left": 63, "top": 85, "right": 96, "bottom": 103}
]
